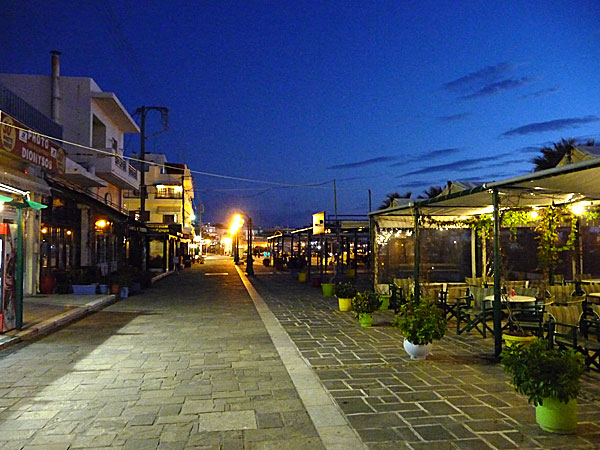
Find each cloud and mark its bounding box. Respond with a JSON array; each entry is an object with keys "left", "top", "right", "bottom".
[
  {"left": 423, "top": 147, "right": 462, "bottom": 158},
  {"left": 460, "top": 77, "right": 533, "bottom": 100},
  {"left": 438, "top": 113, "right": 471, "bottom": 122},
  {"left": 396, "top": 180, "right": 432, "bottom": 189},
  {"left": 442, "top": 62, "right": 516, "bottom": 92},
  {"left": 501, "top": 116, "right": 600, "bottom": 137},
  {"left": 327, "top": 156, "right": 398, "bottom": 170},
  {"left": 400, "top": 155, "right": 501, "bottom": 176},
  {"left": 399, "top": 151, "right": 514, "bottom": 177},
  {"left": 389, "top": 148, "right": 462, "bottom": 167},
  {"left": 519, "top": 146, "right": 543, "bottom": 154},
  {"left": 520, "top": 87, "right": 559, "bottom": 99}
]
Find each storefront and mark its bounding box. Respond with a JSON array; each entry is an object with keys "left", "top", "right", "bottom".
[
  {"left": 1, "top": 109, "right": 65, "bottom": 300},
  {"left": 147, "top": 223, "right": 182, "bottom": 272}
]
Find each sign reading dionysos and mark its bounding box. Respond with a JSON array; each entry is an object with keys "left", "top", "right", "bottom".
[{"left": 0, "top": 111, "right": 65, "bottom": 174}]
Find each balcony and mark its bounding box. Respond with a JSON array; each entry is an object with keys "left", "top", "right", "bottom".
[{"left": 94, "top": 150, "right": 140, "bottom": 190}]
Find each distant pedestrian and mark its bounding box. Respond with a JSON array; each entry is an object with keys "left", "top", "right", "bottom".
[{"left": 173, "top": 254, "right": 180, "bottom": 273}]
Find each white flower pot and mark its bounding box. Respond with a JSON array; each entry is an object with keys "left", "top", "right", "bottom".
[{"left": 403, "top": 340, "right": 432, "bottom": 360}]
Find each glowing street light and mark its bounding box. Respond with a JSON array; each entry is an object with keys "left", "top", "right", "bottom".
[
  {"left": 230, "top": 214, "right": 245, "bottom": 264},
  {"left": 230, "top": 213, "right": 254, "bottom": 275}
]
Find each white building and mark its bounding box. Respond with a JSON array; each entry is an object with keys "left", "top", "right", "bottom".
[{"left": 0, "top": 52, "right": 141, "bottom": 270}]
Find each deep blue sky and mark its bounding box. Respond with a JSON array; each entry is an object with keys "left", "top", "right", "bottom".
[{"left": 3, "top": 1, "right": 600, "bottom": 227}]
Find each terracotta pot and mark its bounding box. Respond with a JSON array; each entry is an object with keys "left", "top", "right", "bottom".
[
  {"left": 110, "top": 284, "right": 120, "bottom": 295},
  {"left": 39, "top": 274, "right": 56, "bottom": 295}
]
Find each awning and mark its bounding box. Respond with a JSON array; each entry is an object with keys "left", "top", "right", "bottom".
[{"left": 371, "top": 158, "right": 600, "bottom": 225}]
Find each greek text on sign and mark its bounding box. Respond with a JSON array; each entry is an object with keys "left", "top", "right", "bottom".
[{"left": 0, "top": 111, "right": 65, "bottom": 174}]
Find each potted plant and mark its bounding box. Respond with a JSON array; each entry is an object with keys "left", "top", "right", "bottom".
[
  {"left": 39, "top": 269, "right": 56, "bottom": 295},
  {"left": 351, "top": 291, "right": 381, "bottom": 327},
  {"left": 71, "top": 270, "right": 98, "bottom": 295},
  {"left": 502, "top": 294, "right": 537, "bottom": 347},
  {"left": 335, "top": 282, "right": 357, "bottom": 311},
  {"left": 321, "top": 257, "right": 338, "bottom": 296},
  {"left": 501, "top": 339, "right": 584, "bottom": 434},
  {"left": 392, "top": 298, "right": 446, "bottom": 360}
]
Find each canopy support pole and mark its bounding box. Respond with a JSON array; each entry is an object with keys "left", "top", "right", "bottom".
[
  {"left": 492, "top": 188, "right": 502, "bottom": 357},
  {"left": 16, "top": 207, "right": 24, "bottom": 330},
  {"left": 413, "top": 207, "right": 420, "bottom": 302}
]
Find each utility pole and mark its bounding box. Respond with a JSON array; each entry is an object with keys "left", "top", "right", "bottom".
[{"left": 135, "top": 106, "right": 168, "bottom": 223}]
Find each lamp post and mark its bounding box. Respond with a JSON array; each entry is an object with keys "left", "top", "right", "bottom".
[
  {"left": 230, "top": 214, "right": 244, "bottom": 265},
  {"left": 229, "top": 213, "right": 254, "bottom": 276},
  {"left": 245, "top": 216, "right": 254, "bottom": 276}
]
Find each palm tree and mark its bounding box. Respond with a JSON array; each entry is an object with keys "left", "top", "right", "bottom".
[
  {"left": 418, "top": 185, "right": 443, "bottom": 199},
  {"left": 532, "top": 138, "right": 598, "bottom": 172},
  {"left": 379, "top": 191, "right": 411, "bottom": 210}
]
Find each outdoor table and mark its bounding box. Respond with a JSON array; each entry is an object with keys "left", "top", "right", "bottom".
[
  {"left": 586, "top": 292, "right": 600, "bottom": 304},
  {"left": 580, "top": 279, "right": 600, "bottom": 284},
  {"left": 484, "top": 295, "right": 536, "bottom": 305}
]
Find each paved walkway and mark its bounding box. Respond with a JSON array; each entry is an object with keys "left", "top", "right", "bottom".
[
  {"left": 0, "top": 294, "right": 117, "bottom": 350},
  {"left": 1, "top": 258, "right": 599, "bottom": 449},
  {"left": 0, "top": 258, "right": 326, "bottom": 449},
  {"left": 249, "top": 263, "right": 600, "bottom": 450}
]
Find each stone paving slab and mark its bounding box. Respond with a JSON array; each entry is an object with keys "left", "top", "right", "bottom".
[
  {"left": 0, "top": 258, "right": 326, "bottom": 449},
  {"left": 248, "top": 264, "right": 600, "bottom": 449}
]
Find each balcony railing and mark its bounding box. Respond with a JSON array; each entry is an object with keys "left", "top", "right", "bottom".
[{"left": 155, "top": 193, "right": 183, "bottom": 199}]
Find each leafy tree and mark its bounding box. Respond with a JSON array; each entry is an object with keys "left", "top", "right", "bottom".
[
  {"left": 379, "top": 191, "right": 411, "bottom": 210},
  {"left": 532, "top": 138, "right": 598, "bottom": 172}
]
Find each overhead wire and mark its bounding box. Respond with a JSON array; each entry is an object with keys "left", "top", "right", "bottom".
[{"left": 1, "top": 121, "right": 340, "bottom": 189}]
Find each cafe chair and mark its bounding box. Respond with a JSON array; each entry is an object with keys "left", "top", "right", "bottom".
[
  {"left": 548, "top": 304, "right": 600, "bottom": 372},
  {"left": 456, "top": 286, "right": 495, "bottom": 338},
  {"left": 439, "top": 285, "right": 465, "bottom": 321}
]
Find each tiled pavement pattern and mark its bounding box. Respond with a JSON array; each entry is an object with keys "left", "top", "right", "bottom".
[
  {"left": 249, "top": 264, "right": 600, "bottom": 450},
  {"left": 0, "top": 258, "right": 324, "bottom": 449}
]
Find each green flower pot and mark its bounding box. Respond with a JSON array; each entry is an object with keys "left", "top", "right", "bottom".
[
  {"left": 379, "top": 294, "right": 391, "bottom": 310},
  {"left": 536, "top": 397, "right": 577, "bottom": 434},
  {"left": 321, "top": 283, "right": 335, "bottom": 296},
  {"left": 359, "top": 313, "right": 373, "bottom": 328},
  {"left": 338, "top": 297, "right": 352, "bottom": 311}
]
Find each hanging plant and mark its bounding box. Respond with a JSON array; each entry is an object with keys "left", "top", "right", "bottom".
[{"left": 535, "top": 206, "right": 577, "bottom": 282}]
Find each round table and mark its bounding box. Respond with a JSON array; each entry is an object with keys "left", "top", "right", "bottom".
[{"left": 484, "top": 294, "right": 536, "bottom": 304}]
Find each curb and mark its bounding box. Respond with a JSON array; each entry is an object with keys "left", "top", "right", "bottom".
[
  {"left": 151, "top": 271, "right": 173, "bottom": 284},
  {"left": 0, "top": 294, "right": 118, "bottom": 352}
]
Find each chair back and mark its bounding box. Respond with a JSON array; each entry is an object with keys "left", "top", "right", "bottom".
[
  {"left": 547, "top": 304, "right": 583, "bottom": 335},
  {"left": 552, "top": 274, "right": 565, "bottom": 285},
  {"left": 420, "top": 283, "right": 443, "bottom": 304},
  {"left": 547, "top": 285, "right": 576, "bottom": 305},
  {"left": 465, "top": 276, "right": 484, "bottom": 287},
  {"left": 504, "top": 280, "right": 527, "bottom": 290},
  {"left": 393, "top": 278, "right": 413, "bottom": 299},
  {"left": 469, "top": 286, "right": 495, "bottom": 308},
  {"left": 375, "top": 284, "right": 390, "bottom": 295},
  {"left": 582, "top": 283, "right": 600, "bottom": 295},
  {"left": 515, "top": 287, "right": 539, "bottom": 298},
  {"left": 445, "top": 286, "right": 467, "bottom": 303},
  {"left": 591, "top": 304, "right": 600, "bottom": 319}
]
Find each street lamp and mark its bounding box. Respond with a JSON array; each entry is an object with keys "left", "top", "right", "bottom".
[
  {"left": 229, "top": 213, "right": 254, "bottom": 276},
  {"left": 229, "top": 214, "right": 244, "bottom": 264}
]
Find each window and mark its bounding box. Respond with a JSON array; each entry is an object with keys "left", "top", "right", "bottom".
[
  {"left": 163, "top": 214, "right": 176, "bottom": 224},
  {"left": 155, "top": 185, "right": 183, "bottom": 199}
]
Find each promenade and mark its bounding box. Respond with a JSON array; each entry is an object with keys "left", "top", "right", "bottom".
[{"left": 0, "top": 257, "right": 598, "bottom": 449}]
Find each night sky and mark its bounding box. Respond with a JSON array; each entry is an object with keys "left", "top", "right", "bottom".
[{"left": 3, "top": 1, "right": 600, "bottom": 227}]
